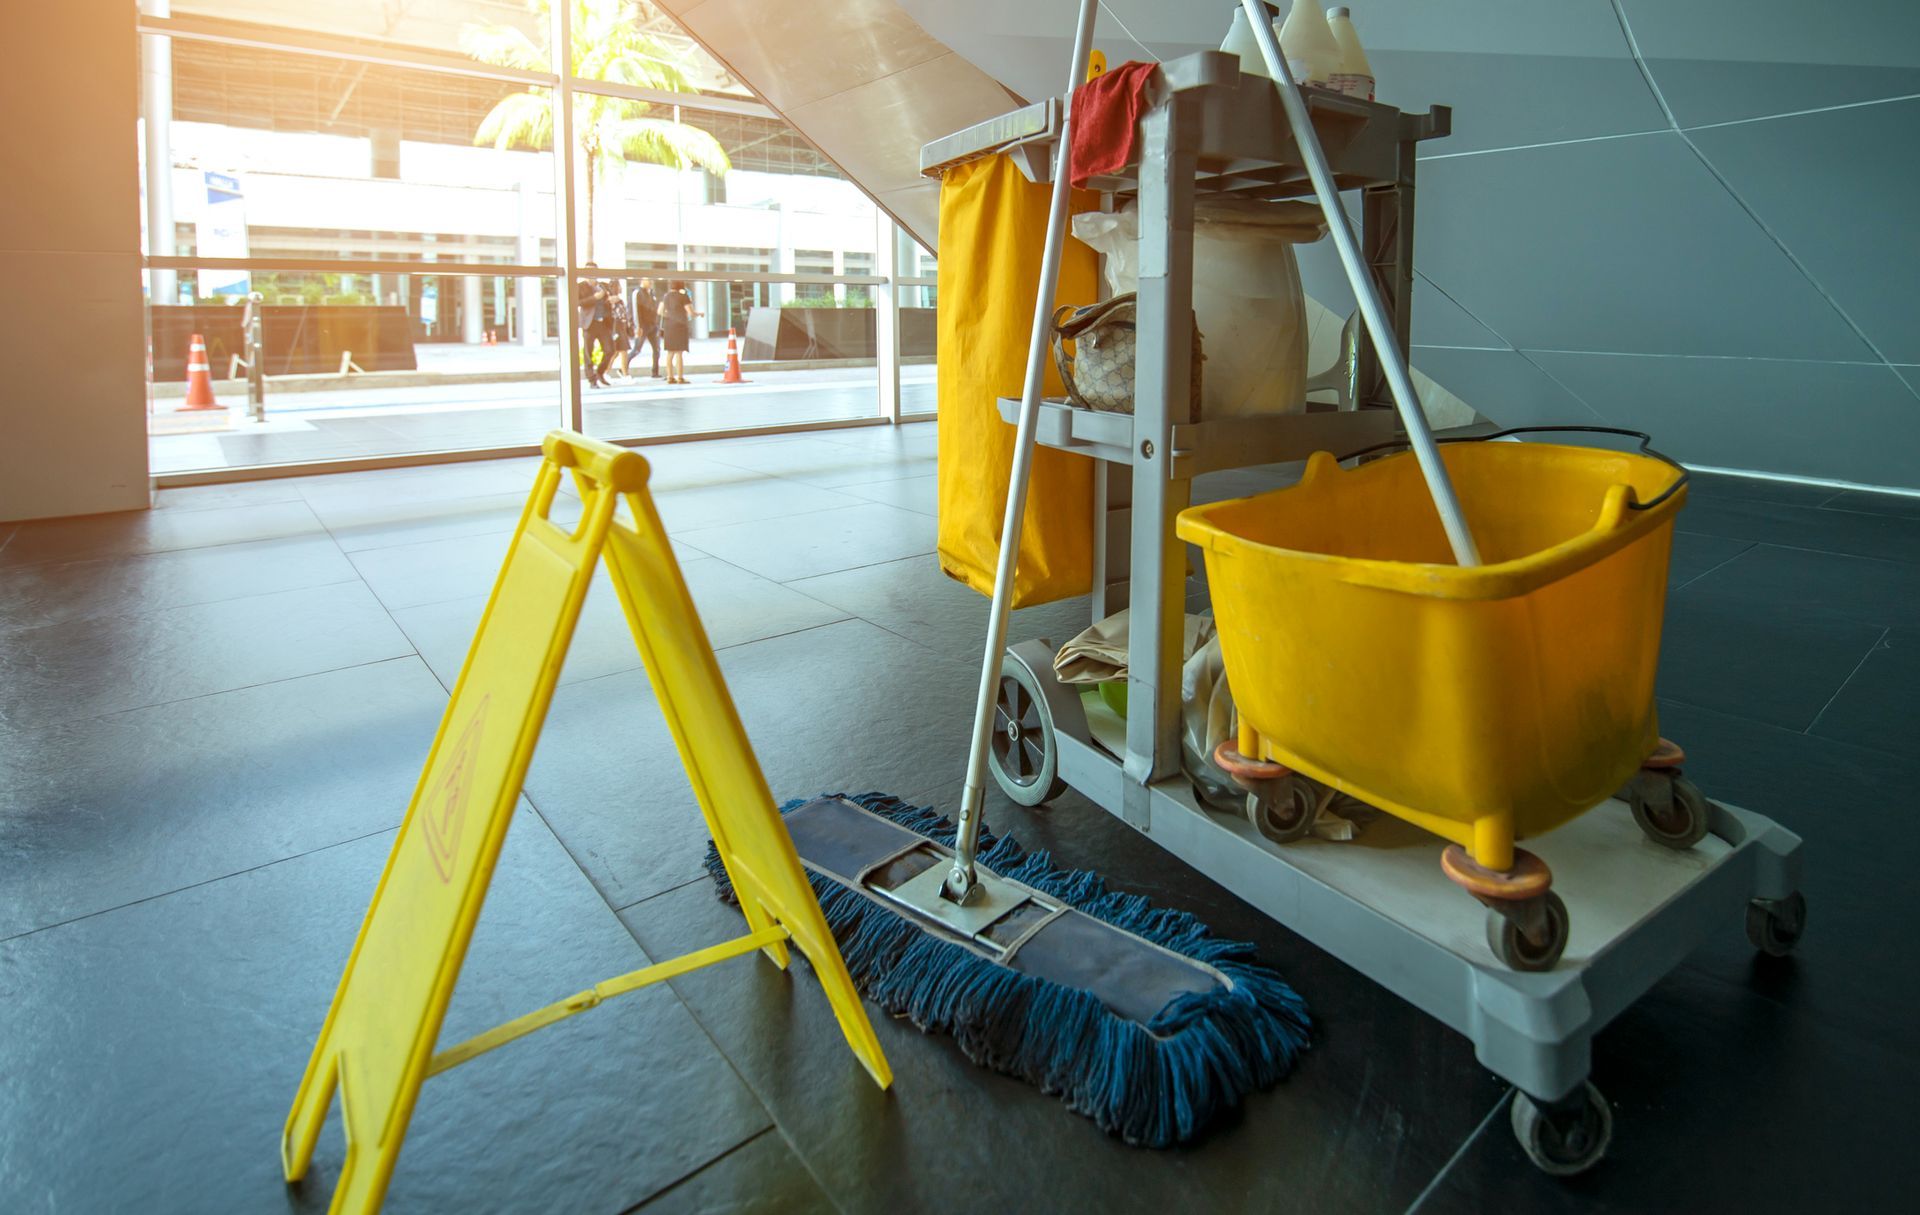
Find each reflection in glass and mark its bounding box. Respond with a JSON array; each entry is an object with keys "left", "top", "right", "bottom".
[
  {"left": 172, "top": 1, "right": 546, "bottom": 59},
  {"left": 139, "top": 37, "right": 560, "bottom": 269},
  {"left": 146, "top": 271, "right": 564, "bottom": 474}
]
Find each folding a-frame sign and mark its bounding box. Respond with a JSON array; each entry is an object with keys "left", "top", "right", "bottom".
[{"left": 282, "top": 431, "right": 891, "bottom": 1214}]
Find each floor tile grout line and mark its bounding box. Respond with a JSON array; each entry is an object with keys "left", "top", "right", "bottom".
[
  {"left": 770, "top": 548, "right": 940, "bottom": 588},
  {"left": 77, "top": 652, "right": 426, "bottom": 727},
  {"left": 0, "top": 822, "right": 401, "bottom": 946},
  {"left": 784, "top": 549, "right": 936, "bottom": 591},
  {"left": 507, "top": 759, "right": 761, "bottom": 1181},
  {"left": 1815, "top": 503, "right": 1920, "bottom": 523},
  {"left": 1403, "top": 1087, "right": 1512, "bottom": 1215},
  {"left": 599, "top": 908, "right": 808, "bottom": 1212},
  {"left": 0, "top": 573, "right": 367, "bottom": 639},
  {"left": 674, "top": 498, "right": 934, "bottom": 549},
  {"left": 618, "top": 1127, "right": 790, "bottom": 1215},
  {"left": 1803, "top": 625, "right": 1890, "bottom": 735},
  {"left": 1669, "top": 539, "right": 1756, "bottom": 593},
  {"left": 0, "top": 515, "right": 340, "bottom": 572},
  {"left": 0, "top": 530, "right": 351, "bottom": 587},
  {"left": 149, "top": 487, "right": 308, "bottom": 516},
  {"left": 1675, "top": 531, "right": 1920, "bottom": 571},
  {"left": 549, "top": 617, "right": 862, "bottom": 695},
  {"left": 613, "top": 874, "right": 712, "bottom": 915}
]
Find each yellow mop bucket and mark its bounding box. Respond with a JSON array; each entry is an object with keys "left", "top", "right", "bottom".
[{"left": 1176, "top": 432, "right": 1688, "bottom": 872}]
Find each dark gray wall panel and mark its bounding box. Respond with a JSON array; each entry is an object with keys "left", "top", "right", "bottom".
[
  {"left": 1409, "top": 274, "right": 1510, "bottom": 349},
  {"left": 1408, "top": 346, "right": 1603, "bottom": 428},
  {"left": 1527, "top": 351, "right": 1920, "bottom": 488},
  {"left": 1375, "top": 51, "right": 1666, "bottom": 156},
  {"left": 877, "top": 0, "right": 1919, "bottom": 486},
  {"left": 1620, "top": 0, "right": 1920, "bottom": 126},
  {"left": 1295, "top": 227, "right": 1508, "bottom": 349},
  {"left": 1690, "top": 98, "right": 1920, "bottom": 363},
  {"left": 1646, "top": 60, "right": 1920, "bottom": 131},
  {"left": 1416, "top": 132, "right": 1874, "bottom": 360}
]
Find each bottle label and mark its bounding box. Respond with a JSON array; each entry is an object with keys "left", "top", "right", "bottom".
[{"left": 1329, "top": 72, "right": 1374, "bottom": 100}]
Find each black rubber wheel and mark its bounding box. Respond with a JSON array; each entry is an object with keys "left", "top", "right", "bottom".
[
  {"left": 987, "top": 657, "right": 1066, "bottom": 807},
  {"left": 1629, "top": 775, "right": 1711, "bottom": 849},
  {"left": 1485, "top": 891, "right": 1571, "bottom": 972},
  {"left": 1246, "top": 777, "right": 1318, "bottom": 843},
  {"left": 1746, "top": 891, "right": 1807, "bottom": 957},
  {"left": 1511, "top": 1081, "right": 1612, "bottom": 1176}
]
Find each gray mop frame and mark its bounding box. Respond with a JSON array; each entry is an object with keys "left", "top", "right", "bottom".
[{"left": 918, "top": 26, "right": 1805, "bottom": 1161}]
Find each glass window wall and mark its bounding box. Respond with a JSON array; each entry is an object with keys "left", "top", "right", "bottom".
[{"left": 139, "top": 0, "right": 924, "bottom": 476}]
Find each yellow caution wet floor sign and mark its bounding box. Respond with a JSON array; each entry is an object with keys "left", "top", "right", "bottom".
[{"left": 282, "top": 431, "right": 891, "bottom": 1214}]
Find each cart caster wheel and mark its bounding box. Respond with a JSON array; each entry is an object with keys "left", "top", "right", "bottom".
[
  {"left": 1628, "top": 775, "right": 1711, "bottom": 849},
  {"left": 1746, "top": 891, "right": 1807, "bottom": 957},
  {"left": 1511, "top": 1081, "right": 1612, "bottom": 1177},
  {"left": 1246, "top": 777, "right": 1318, "bottom": 843},
  {"left": 987, "top": 655, "right": 1066, "bottom": 807},
  {"left": 1485, "top": 891, "right": 1570, "bottom": 972}
]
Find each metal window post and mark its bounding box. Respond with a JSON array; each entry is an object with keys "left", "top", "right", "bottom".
[
  {"left": 140, "top": 0, "right": 176, "bottom": 306},
  {"left": 551, "top": 2, "right": 582, "bottom": 433},
  {"left": 874, "top": 209, "right": 901, "bottom": 422}
]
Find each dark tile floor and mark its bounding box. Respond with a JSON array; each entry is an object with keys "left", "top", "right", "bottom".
[{"left": 2, "top": 429, "right": 1915, "bottom": 1213}]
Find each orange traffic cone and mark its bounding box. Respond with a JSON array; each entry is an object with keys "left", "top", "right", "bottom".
[
  {"left": 180, "top": 333, "right": 220, "bottom": 410},
  {"left": 719, "top": 328, "right": 749, "bottom": 384}
]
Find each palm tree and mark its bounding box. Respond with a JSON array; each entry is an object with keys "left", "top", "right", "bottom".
[{"left": 464, "top": 0, "right": 730, "bottom": 263}]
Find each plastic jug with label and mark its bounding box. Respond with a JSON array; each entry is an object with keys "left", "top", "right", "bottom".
[
  {"left": 1326, "top": 7, "right": 1375, "bottom": 100},
  {"left": 1278, "top": 0, "right": 1340, "bottom": 87}
]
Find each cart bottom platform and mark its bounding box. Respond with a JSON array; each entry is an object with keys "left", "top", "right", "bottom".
[{"left": 999, "top": 639, "right": 1803, "bottom": 1172}]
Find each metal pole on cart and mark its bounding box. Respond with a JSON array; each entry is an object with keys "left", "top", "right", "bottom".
[
  {"left": 1238, "top": 0, "right": 1480, "bottom": 567},
  {"left": 945, "top": 0, "right": 1100, "bottom": 902}
]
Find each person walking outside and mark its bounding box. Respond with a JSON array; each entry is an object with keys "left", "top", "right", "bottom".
[
  {"left": 631, "top": 277, "right": 662, "bottom": 379},
  {"left": 608, "top": 283, "right": 638, "bottom": 382},
  {"left": 660, "top": 280, "right": 699, "bottom": 385},
  {"left": 575, "top": 261, "right": 617, "bottom": 388}
]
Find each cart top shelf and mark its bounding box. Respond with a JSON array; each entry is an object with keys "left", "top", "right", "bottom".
[{"left": 920, "top": 50, "right": 1450, "bottom": 201}]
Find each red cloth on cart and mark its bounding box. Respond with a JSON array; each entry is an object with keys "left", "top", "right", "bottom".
[{"left": 1069, "top": 60, "right": 1157, "bottom": 188}]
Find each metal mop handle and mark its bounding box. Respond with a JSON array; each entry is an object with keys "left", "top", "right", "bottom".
[
  {"left": 1239, "top": 0, "right": 1480, "bottom": 566},
  {"left": 946, "top": 0, "right": 1101, "bottom": 902}
]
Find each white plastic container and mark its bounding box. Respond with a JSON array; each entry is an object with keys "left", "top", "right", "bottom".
[
  {"left": 1278, "top": 0, "right": 1340, "bottom": 86},
  {"left": 1326, "top": 7, "right": 1375, "bottom": 100},
  {"left": 1220, "top": 4, "right": 1268, "bottom": 78},
  {"left": 1072, "top": 200, "right": 1325, "bottom": 420}
]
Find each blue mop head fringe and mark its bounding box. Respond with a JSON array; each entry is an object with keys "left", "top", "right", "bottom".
[{"left": 704, "top": 791, "right": 1311, "bottom": 1147}]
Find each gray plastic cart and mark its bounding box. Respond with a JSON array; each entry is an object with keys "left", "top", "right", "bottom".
[{"left": 920, "top": 50, "right": 1806, "bottom": 1175}]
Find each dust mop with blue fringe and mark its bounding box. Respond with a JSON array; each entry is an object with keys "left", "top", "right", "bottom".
[{"left": 705, "top": 791, "right": 1310, "bottom": 1147}]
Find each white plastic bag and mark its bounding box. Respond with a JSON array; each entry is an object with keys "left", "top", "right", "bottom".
[{"left": 1072, "top": 200, "right": 1323, "bottom": 420}]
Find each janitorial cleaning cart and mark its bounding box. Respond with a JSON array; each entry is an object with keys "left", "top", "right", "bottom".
[{"left": 921, "top": 9, "right": 1805, "bottom": 1176}]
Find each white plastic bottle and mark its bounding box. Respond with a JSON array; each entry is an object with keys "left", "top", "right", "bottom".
[
  {"left": 1278, "top": 0, "right": 1341, "bottom": 87},
  {"left": 1326, "top": 7, "right": 1375, "bottom": 100},
  {"left": 1219, "top": 3, "right": 1279, "bottom": 79}
]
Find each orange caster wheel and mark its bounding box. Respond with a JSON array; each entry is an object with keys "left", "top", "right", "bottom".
[
  {"left": 1442, "top": 846, "right": 1569, "bottom": 972},
  {"left": 1624, "top": 738, "right": 1711, "bottom": 849}
]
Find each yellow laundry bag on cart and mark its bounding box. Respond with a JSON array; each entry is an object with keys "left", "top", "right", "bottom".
[{"left": 936, "top": 154, "right": 1101, "bottom": 607}]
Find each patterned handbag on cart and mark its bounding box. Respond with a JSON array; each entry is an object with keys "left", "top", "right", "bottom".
[{"left": 1050, "top": 292, "right": 1203, "bottom": 421}]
